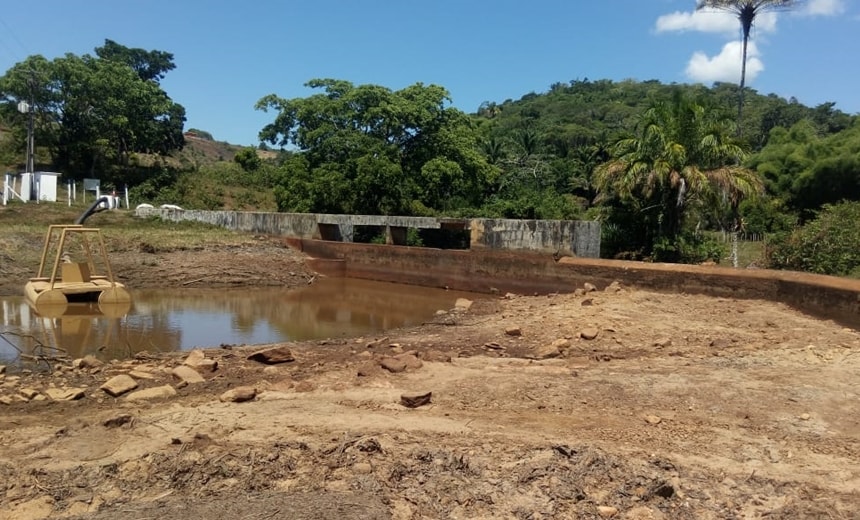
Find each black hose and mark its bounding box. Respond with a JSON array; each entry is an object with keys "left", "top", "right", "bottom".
[{"left": 75, "top": 196, "right": 109, "bottom": 225}]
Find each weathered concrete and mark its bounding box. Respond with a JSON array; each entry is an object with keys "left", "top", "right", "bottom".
[
  {"left": 135, "top": 208, "right": 601, "bottom": 257},
  {"left": 294, "top": 239, "right": 860, "bottom": 331}
]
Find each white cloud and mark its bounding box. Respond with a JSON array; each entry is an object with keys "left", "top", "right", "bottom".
[
  {"left": 799, "top": 0, "right": 845, "bottom": 16},
  {"left": 685, "top": 41, "right": 764, "bottom": 84},
  {"left": 655, "top": 9, "right": 738, "bottom": 34},
  {"left": 655, "top": 7, "right": 779, "bottom": 37}
]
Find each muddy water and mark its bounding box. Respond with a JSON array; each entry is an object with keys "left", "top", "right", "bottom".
[{"left": 0, "top": 278, "right": 481, "bottom": 364}]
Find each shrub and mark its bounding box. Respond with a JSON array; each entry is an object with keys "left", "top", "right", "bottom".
[{"left": 766, "top": 201, "right": 860, "bottom": 277}]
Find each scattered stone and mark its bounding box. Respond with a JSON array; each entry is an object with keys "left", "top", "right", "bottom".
[
  {"left": 75, "top": 355, "right": 104, "bottom": 369},
  {"left": 125, "top": 385, "right": 177, "bottom": 401},
  {"left": 44, "top": 387, "right": 86, "bottom": 401},
  {"left": 103, "top": 414, "right": 134, "bottom": 428},
  {"left": 400, "top": 391, "right": 432, "bottom": 408},
  {"left": 19, "top": 388, "right": 39, "bottom": 401},
  {"left": 454, "top": 298, "right": 473, "bottom": 311},
  {"left": 580, "top": 328, "right": 600, "bottom": 340},
  {"left": 183, "top": 349, "right": 219, "bottom": 372},
  {"left": 534, "top": 343, "right": 561, "bottom": 359},
  {"left": 435, "top": 309, "right": 448, "bottom": 316},
  {"left": 597, "top": 505, "right": 619, "bottom": 518},
  {"left": 128, "top": 369, "right": 158, "bottom": 380},
  {"left": 100, "top": 374, "right": 139, "bottom": 397},
  {"left": 653, "top": 337, "right": 673, "bottom": 348},
  {"left": 171, "top": 365, "right": 205, "bottom": 384},
  {"left": 247, "top": 346, "right": 295, "bottom": 364},
  {"left": 583, "top": 282, "right": 597, "bottom": 293},
  {"left": 353, "top": 462, "right": 373, "bottom": 474},
  {"left": 483, "top": 342, "right": 505, "bottom": 350},
  {"left": 710, "top": 338, "right": 731, "bottom": 348},
  {"left": 365, "top": 337, "right": 390, "bottom": 349},
  {"left": 504, "top": 292, "right": 517, "bottom": 299},
  {"left": 624, "top": 506, "right": 666, "bottom": 520},
  {"left": 380, "top": 357, "right": 408, "bottom": 373},
  {"left": 357, "top": 362, "right": 382, "bottom": 377},
  {"left": 604, "top": 281, "right": 623, "bottom": 293},
  {"left": 581, "top": 298, "right": 594, "bottom": 306},
  {"left": 573, "top": 288, "right": 586, "bottom": 297},
  {"left": 505, "top": 326, "right": 522, "bottom": 337},
  {"left": 220, "top": 386, "right": 257, "bottom": 403},
  {"left": 32, "top": 394, "right": 47, "bottom": 401},
  {"left": 0, "top": 395, "right": 12, "bottom": 405},
  {"left": 644, "top": 414, "right": 662, "bottom": 425},
  {"left": 551, "top": 338, "right": 571, "bottom": 350},
  {"left": 389, "top": 343, "right": 404, "bottom": 354},
  {"left": 394, "top": 353, "right": 423, "bottom": 370},
  {"left": 799, "top": 413, "right": 811, "bottom": 421}
]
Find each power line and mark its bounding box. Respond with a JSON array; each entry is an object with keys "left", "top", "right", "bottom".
[{"left": 0, "top": 15, "right": 30, "bottom": 64}]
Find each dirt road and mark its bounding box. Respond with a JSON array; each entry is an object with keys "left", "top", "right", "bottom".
[{"left": 1, "top": 246, "right": 859, "bottom": 519}]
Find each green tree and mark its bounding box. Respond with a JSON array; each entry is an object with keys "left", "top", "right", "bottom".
[
  {"left": 595, "top": 94, "right": 763, "bottom": 262},
  {"left": 696, "top": 1, "right": 799, "bottom": 132},
  {"left": 0, "top": 44, "right": 185, "bottom": 181},
  {"left": 256, "top": 79, "right": 496, "bottom": 215}
]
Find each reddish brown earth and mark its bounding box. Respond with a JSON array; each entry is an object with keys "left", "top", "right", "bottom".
[{"left": 1, "top": 245, "right": 859, "bottom": 519}]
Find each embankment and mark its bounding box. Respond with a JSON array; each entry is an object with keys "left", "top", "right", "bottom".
[{"left": 293, "top": 239, "right": 860, "bottom": 330}]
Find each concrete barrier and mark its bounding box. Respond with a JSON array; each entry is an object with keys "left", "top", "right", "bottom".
[
  {"left": 294, "top": 239, "right": 860, "bottom": 331},
  {"left": 135, "top": 208, "right": 601, "bottom": 256}
]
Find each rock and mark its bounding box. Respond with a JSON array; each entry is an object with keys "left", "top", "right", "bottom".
[
  {"left": 604, "top": 281, "right": 623, "bottom": 293},
  {"left": 581, "top": 298, "right": 594, "bottom": 306},
  {"left": 294, "top": 381, "right": 315, "bottom": 392},
  {"left": 184, "top": 349, "right": 219, "bottom": 372},
  {"left": 710, "top": 338, "right": 731, "bottom": 348},
  {"left": 44, "top": 387, "right": 86, "bottom": 401},
  {"left": 454, "top": 298, "right": 473, "bottom": 311},
  {"left": 505, "top": 326, "right": 522, "bottom": 337},
  {"left": 171, "top": 365, "right": 205, "bottom": 384},
  {"left": 644, "top": 414, "right": 662, "bottom": 425},
  {"left": 583, "top": 282, "right": 597, "bottom": 293},
  {"left": 580, "top": 328, "right": 600, "bottom": 340},
  {"left": 597, "top": 505, "right": 619, "bottom": 518},
  {"left": 573, "top": 288, "right": 586, "bottom": 297},
  {"left": 504, "top": 292, "right": 517, "bottom": 299},
  {"left": 100, "top": 375, "right": 139, "bottom": 397},
  {"left": 400, "top": 391, "right": 432, "bottom": 408},
  {"left": 534, "top": 344, "right": 561, "bottom": 359},
  {"left": 365, "top": 337, "right": 390, "bottom": 349},
  {"left": 19, "top": 388, "right": 39, "bottom": 401},
  {"left": 0, "top": 365, "right": 5, "bottom": 375},
  {"left": 380, "top": 357, "right": 408, "bottom": 373},
  {"left": 551, "top": 338, "right": 571, "bottom": 350},
  {"left": 128, "top": 369, "right": 158, "bottom": 380},
  {"left": 126, "top": 385, "right": 177, "bottom": 401},
  {"left": 75, "top": 355, "right": 104, "bottom": 369},
  {"left": 394, "top": 353, "right": 423, "bottom": 370},
  {"left": 653, "top": 337, "right": 673, "bottom": 348},
  {"left": 483, "top": 342, "right": 505, "bottom": 350},
  {"left": 0, "top": 395, "right": 12, "bottom": 405},
  {"left": 435, "top": 309, "right": 448, "bottom": 316},
  {"left": 624, "top": 506, "right": 666, "bottom": 520},
  {"left": 248, "top": 346, "right": 295, "bottom": 364},
  {"left": 220, "top": 386, "right": 257, "bottom": 403},
  {"left": 799, "top": 413, "right": 811, "bottom": 421},
  {"left": 357, "top": 350, "right": 373, "bottom": 359},
  {"left": 357, "top": 361, "right": 382, "bottom": 377},
  {"left": 353, "top": 462, "right": 373, "bottom": 474},
  {"left": 103, "top": 414, "right": 134, "bottom": 428}
]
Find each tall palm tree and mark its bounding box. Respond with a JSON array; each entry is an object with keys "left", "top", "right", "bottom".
[
  {"left": 696, "top": 1, "right": 798, "bottom": 133},
  {"left": 595, "top": 95, "right": 763, "bottom": 263}
]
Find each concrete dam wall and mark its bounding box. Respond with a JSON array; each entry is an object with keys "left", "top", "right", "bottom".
[{"left": 134, "top": 207, "right": 601, "bottom": 257}]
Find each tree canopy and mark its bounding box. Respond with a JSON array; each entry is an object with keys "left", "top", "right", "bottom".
[{"left": 0, "top": 40, "right": 185, "bottom": 182}]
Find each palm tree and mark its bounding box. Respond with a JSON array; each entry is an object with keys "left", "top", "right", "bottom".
[
  {"left": 696, "top": 1, "right": 799, "bottom": 132},
  {"left": 595, "top": 94, "right": 763, "bottom": 263}
]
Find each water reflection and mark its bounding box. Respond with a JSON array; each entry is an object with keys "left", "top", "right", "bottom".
[{"left": 1, "top": 278, "right": 479, "bottom": 363}]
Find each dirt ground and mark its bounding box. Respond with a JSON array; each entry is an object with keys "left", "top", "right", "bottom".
[{"left": 1, "top": 245, "right": 859, "bottom": 519}]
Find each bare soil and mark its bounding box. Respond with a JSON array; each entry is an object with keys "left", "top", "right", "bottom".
[{"left": 1, "top": 245, "right": 859, "bottom": 519}]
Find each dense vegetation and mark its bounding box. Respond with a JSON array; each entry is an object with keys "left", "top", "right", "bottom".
[{"left": 1, "top": 42, "right": 858, "bottom": 275}]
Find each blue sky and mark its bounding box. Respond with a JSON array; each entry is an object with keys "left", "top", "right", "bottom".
[{"left": 0, "top": 0, "right": 856, "bottom": 146}]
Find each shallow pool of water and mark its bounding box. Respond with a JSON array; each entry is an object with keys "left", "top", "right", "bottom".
[{"left": 0, "top": 278, "right": 480, "bottom": 363}]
